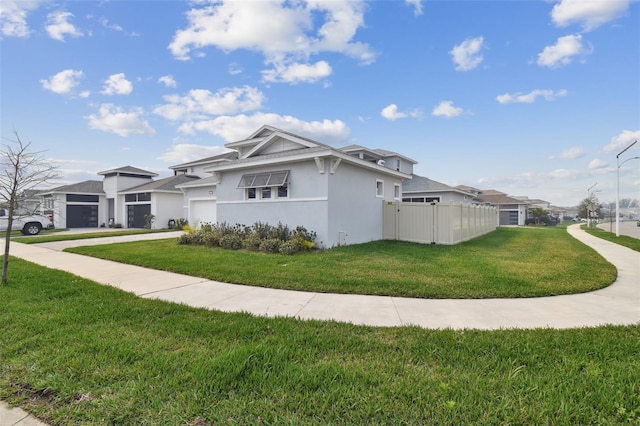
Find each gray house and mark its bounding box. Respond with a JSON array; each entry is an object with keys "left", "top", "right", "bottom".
[
  {"left": 40, "top": 166, "right": 195, "bottom": 229},
  {"left": 173, "top": 125, "right": 417, "bottom": 247},
  {"left": 402, "top": 174, "right": 477, "bottom": 203}
]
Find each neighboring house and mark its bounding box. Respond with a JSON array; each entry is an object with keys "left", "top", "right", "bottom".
[
  {"left": 173, "top": 125, "right": 417, "bottom": 247},
  {"left": 39, "top": 166, "right": 194, "bottom": 229},
  {"left": 119, "top": 174, "right": 199, "bottom": 228},
  {"left": 40, "top": 180, "right": 106, "bottom": 228},
  {"left": 470, "top": 189, "right": 530, "bottom": 226},
  {"left": 401, "top": 174, "right": 477, "bottom": 203}
]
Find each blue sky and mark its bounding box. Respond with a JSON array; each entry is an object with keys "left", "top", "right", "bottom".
[{"left": 1, "top": 0, "right": 639, "bottom": 207}]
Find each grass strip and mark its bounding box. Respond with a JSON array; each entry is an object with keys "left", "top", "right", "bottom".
[
  {"left": 66, "top": 227, "right": 616, "bottom": 299},
  {"left": 13, "top": 229, "right": 174, "bottom": 244},
  {"left": 582, "top": 225, "right": 640, "bottom": 252},
  {"left": 1, "top": 258, "right": 638, "bottom": 425}
]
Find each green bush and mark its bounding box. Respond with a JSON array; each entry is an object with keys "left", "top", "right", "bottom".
[
  {"left": 242, "top": 234, "right": 262, "bottom": 251},
  {"left": 260, "top": 238, "right": 283, "bottom": 254},
  {"left": 177, "top": 221, "right": 316, "bottom": 255},
  {"left": 279, "top": 240, "right": 301, "bottom": 255},
  {"left": 220, "top": 234, "right": 243, "bottom": 250}
]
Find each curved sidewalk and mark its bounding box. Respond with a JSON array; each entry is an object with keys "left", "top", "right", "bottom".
[{"left": 4, "top": 225, "right": 639, "bottom": 330}]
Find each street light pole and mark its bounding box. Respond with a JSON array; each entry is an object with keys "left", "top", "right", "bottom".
[{"left": 616, "top": 140, "right": 638, "bottom": 237}]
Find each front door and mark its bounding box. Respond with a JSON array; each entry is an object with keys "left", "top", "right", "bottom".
[{"left": 127, "top": 204, "right": 151, "bottom": 228}]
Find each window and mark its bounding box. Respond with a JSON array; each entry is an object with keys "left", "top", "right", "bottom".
[
  {"left": 237, "top": 170, "right": 289, "bottom": 188},
  {"left": 240, "top": 170, "right": 289, "bottom": 201},
  {"left": 67, "top": 194, "right": 99, "bottom": 203},
  {"left": 125, "top": 193, "right": 151, "bottom": 203},
  {"left": 394, "top": 184, "right": 401, "bottom": 199},
  {"left": 401, "top": 197, "right": 440, "bottom": 203},
  {"left": 376, "top": 180, "right": 384, "bottom": 197}
]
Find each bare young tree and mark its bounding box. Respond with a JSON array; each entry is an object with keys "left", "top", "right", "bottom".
[{"left": 1, "top": 130, "right": 59, "bottom": 284}]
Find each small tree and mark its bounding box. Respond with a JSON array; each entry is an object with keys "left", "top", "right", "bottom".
[
  {"left": 578, "top": 195, "right": 601, "bottom": 225},
  {"left": 529, "top": 207, "right": 549, "bottom": 225},
  {"left": 1, "top": 130, "right": 59, "bottom": 284}
]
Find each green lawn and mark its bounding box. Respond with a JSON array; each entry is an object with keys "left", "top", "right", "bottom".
[
  {"left": 66, "top": 227, "right": 616, "bottom": 299},
  {"left": 1, "top": 258, "right": 638, "bottom": 425}
]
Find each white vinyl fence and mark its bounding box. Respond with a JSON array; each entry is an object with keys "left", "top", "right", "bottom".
[{"left": 383, "top": 201, "right": 498, "bottom": 245}]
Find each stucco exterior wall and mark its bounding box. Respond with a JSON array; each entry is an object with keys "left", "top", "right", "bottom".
[
  {"left": 326, "top": 162, "right": 401, "bottom": 247},
  {"left": 215, "top": 160, "right": 331, "bottom": 246},
  {"left": 152, "top": 192, "right": 185, "bottom": 229}
]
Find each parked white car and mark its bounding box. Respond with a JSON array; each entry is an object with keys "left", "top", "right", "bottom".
[{"left": 0, "top": 209, "right": 53, "bottom": 235}]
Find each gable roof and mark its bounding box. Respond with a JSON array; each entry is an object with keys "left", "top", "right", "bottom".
[
  {"left": 475, "top": 191, "right": 527, "bottom": 206},
  {"left": 204, "top": 126, "right": 415, "bottom": 179},
  {"left": 225, "top": 126, "right": 332, "bottom": 160},
  {"left": 402, "top": 174, "right": 473, "bottom": 195},
  {"left": 170, "top": 151, "right": 238, "bottom": 171},
  {"left": 121, "top": 174, "right": 200, "bottom": 193},
  {"left": 97, "top": 166, "right": 158, "bottom": 178},
  {"left": 42, "top": 180, "right": 105, "bottom": 195},
  {"left": 341, "top": 145, "right": 417, "bottom": 164}
]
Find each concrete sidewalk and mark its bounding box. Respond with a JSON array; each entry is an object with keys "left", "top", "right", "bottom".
[{"left": 4, "top": 225, "right": 639, "bottom": 330}]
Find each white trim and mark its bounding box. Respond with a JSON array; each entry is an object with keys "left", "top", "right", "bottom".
[
  {"left": 217, "top": 197, "right": 328, "bottom": 205},
  {"left": 394, "top": 183, "right": 401, "bottom": 200}
]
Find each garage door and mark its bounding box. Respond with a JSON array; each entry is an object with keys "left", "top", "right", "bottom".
[
  {"left": 67, "top": 205, "right": 98, "bottom": 228},
  {"left": 190, "top": 200, "right": 216, "bottom": 227}
]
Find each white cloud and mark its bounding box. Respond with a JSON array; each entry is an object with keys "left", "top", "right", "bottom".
[
  {"left": 603, "top": 129, "right": 640, "bottom": 154},
  {"left": 496, "top": 89, "right": 568, "bottom": 104},
  {"left": 548, "top": 168, "right": 580, "bottom": 180},
  {"left": 40, "top": 69, "right": 84, "bottom": 95},
  {"left": 46, "top": 11, "right": 83, "bottom": 41},
  {"left": 168, "top": 1, "right": 374, "bottom": 83},
  {"left": 551, "top": 0, "right": 630, "bottom": 31},
  {"left": 177, "top": 112, "right": 350, "bottom": 145},
  {"left": 157, "top": 144, "right": 230, "bottom": 163},
  {"left": 0, "top": 0, "right": 42, "bottom": 37},
  {"left": 550, "top": 147, "right": 585, "bottom": 160},
  {"left": 432, "top": 101, "right": 463, "bottom": 118},
  {"left": 449, "top": 36, "right": 485, "bottom": 71},
  {"left": 381, "top": 104, "right": 420, "bottom": 121},
  {"left": 262, "top": 60, "right": 332, "bottom": 84},
  {"left": 154, "top": 86, "right": 265, "bottom": 121},
  {"left": 405, "top": 0, "right": 423, "bottom": 16},
  {"left": 537, "top": 34, "right": 591, "bottom": 68},
  {"left": 158, "top": 75, "right": 177, "bottom": 88},
  {"left": 587, "top": 158, "right": 608, "bottom": 171},
  {"left": 101, "top": 73, "right": 133, "bottom": 96},
  {"left": 86, "top": 104, "right": 156, "bottom": 137}
]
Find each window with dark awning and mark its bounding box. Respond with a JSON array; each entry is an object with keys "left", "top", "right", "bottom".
[{"left": 237, "top": 170, "right": 289, "bottom": 188}]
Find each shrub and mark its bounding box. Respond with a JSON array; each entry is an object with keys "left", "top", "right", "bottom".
[
  {"left": 279, "top": 240, "right": 301, "bottom": 255},
  {"left": 242, "top": 234, "right": 262, "bottom": 251},
  {"left": 260, "top": 238, "right": 282, "bottom": 254},
  {"left": 178, "top": 221, "right": 317, "bottom": 255},
  {"left": 220, "top": 234, "right": 243, "bottom": 250}
]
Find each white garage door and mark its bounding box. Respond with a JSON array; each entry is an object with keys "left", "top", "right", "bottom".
[{"left": 190, "top": 200, "right": 216, "bottom": 227}]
